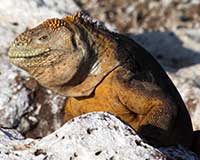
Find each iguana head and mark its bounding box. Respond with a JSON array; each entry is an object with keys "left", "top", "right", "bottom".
[{"left": 8, "top": 12, "right": 119, "bottom": 97}]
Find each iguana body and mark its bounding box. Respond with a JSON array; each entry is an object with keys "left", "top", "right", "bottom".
[{"left": 8, "top": 12, "right": 193, "bottom": 148}]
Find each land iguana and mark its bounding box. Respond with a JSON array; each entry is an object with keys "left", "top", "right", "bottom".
[{"left": 8, "top": 11, "right": 193, "bottom": 149}]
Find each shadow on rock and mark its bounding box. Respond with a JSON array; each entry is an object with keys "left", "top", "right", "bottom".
[
  {"left": 128, "top": 31, "right": 200, "bottom": 72},
  {"left": 192, "top": 130, "right": 200, "bottom": 156}
]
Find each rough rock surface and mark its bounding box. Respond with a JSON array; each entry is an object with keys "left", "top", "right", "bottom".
[
  {"left": 75, "top": 0, "right": 200, "bottom": 33},
  {"left": 0, "top": 112, "right": 167, "bottom": 160},
  {"left": 0, "top": 54, "right": 66, "bottom": 135},
  {"left": 0, "top": 112, "right": 198, "bottom": 160}
]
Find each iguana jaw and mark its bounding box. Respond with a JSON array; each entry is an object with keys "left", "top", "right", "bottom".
[
  {"left": 8, "top": 46, "right": 51, "bottom": 59},
  {"left": 8, "top": 46, "right": 54, "bottom": 70}
]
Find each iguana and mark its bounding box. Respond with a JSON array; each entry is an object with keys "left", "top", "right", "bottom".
[{"left": 8, "top": 11, "right": 193, "bottom": 149}]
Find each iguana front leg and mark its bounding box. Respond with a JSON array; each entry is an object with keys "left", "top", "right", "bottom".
[
  {"left": 115, "top": 72, "right": 177, "bottom": 146},
  {"left": 63, "top": 111, "right": 75, "bottom": 122}
]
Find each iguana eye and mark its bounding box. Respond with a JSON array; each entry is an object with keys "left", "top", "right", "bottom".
[
  {"left": 39, "top": 35, "right": 48, "bottom": 40},
  {"left": 39, "top": 35, "right": 49, "bottom": 40},
  {"left": 37, "top": 34, "right": 50, "bottom": 43}
]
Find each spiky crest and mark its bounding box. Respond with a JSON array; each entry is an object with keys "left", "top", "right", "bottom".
[{"left": 63, "top": 11, "right": 109, "bottom": 33}]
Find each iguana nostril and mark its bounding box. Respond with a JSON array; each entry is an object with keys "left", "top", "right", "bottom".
[
  {"left": 14, "top": 39, "right": 29, "bottom": 47},
  {"left": 15, "top": 41, "right": 24, "bottom": 47},
  {"left": 14, "top": 34, "right": 31, "bottom": 47}
]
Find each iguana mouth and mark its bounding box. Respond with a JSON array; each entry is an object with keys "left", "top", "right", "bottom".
[
  {"left": 8, "top": 47, "right": 65, "bottom": 67},
  {"left": 8, "top": 47, "right": 51, "bottom": 59}
]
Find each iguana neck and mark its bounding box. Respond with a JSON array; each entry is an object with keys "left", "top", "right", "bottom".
[
  {"left": 51, "top": 45, "right": 120, "bottom": 97},
  {"left": 50, "top": 21, "right": 120, "bottom": 97}
]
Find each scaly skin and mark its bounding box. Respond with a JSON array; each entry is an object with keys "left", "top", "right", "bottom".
[{"left": 8, "top": 11, "right": 193, "bottom": 148}]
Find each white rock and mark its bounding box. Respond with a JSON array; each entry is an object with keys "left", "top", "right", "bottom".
[
  {"left": 0, "top": 59, "right": 30, "bottom": 128},
  {"left": 0, "top": 112, "right": 168, "bottom": 160},
  {"left": 0, "top": 112, "right": 198, "bottom": 160}
]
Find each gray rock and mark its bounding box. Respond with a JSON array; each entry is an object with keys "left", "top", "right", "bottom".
[
  {"left": 132, "top": 31, "right": 200, "bottom": 70},
  {"left": 160, "top": 146, "right": 199, "bottom": 160}
]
